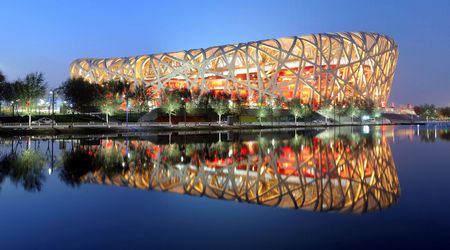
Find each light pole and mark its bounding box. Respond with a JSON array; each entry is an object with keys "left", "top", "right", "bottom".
[
  {"left": 11, "top": 101, "right": 14, "bottom": 117},
  {"left": 123, "top": 94, "right": 129, "bottom": 128},
  {"left": 181, "top": 97, "right": 186, "bottom": 127},
  {"left": 70, "top": 103, "right": 74, "bottom": 128},
  {"left": 50, "top": 90, "right": 56, "bottom": 128}
]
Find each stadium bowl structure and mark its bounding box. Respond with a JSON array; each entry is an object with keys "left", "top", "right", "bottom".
[{"left": 70, "top": 32, "right": 398, "bottom": 107}]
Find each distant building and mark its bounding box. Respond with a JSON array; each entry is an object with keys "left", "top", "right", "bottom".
[{"left": 70, "top": 32, "right": 398, "bottom": 108}]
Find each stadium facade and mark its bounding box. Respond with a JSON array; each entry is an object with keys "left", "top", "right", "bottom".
[{"left": 70, "top": 32, "right": 398, "bottom": 108}]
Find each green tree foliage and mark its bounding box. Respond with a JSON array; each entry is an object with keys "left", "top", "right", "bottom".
[
  {"left": 0, "top": 71, "right": 6, "bottom": 114},
  {"left": 127, "top": 85, "right": 150, "bottom": 112},
  {"left": 0, "top": 149, "right": 46, "bottom": 192},
  {"left": 414, "top": 104, "right": 438, "bottom": 119},
  {"left": 318, "top": 100, "right": 334, "bottom": 121},
  {"left": 256, "top": 105, "right": 270, "bottom": 125},
  {"left": 271, "top": 97, "right": 285, "bottom": 124},
  {"left": 61, "top": 78, "right": 103, "bottom": 112},
  {"left": 229, "top": 98, "right": 244, "bottom": 117},
  {"left": 15, "top": 73, "right": 47, "bottom": 126},
  {"left": 0, "top": 70, "right": 5, "bottom": 83},
  {"left": 358, "top": 99, "right": 376, "bottom": 117},
  {"left": 347, "top": 104, "right": 362, "bottom": 123},
  {"left": 288, "top": 98, "right": 304, "bottom": 125},
  {"left": 100, "top": 80, "right": 129, "bottom": 124},
  {"left": 438, "top": 107, "right": 450, "bottom": 118},
  {"left": 210, "top": 92, "right": 230, "bottom": 124},
  {"left": 161, "top": 92, "right": 182, "bottom": 125},
  {"left": 198, "top": 91, "right": 214, "bottom": 111},
  {"left": 185, "top": 101, "right": 199, "bottom": 115}
]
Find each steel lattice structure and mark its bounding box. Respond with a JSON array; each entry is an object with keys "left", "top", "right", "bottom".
[
  {"left": 70, "top": 32, "right": 398, "bottom": 107},
  {"left": 77, "top": 134, "right": 400, "bottom": 213}
]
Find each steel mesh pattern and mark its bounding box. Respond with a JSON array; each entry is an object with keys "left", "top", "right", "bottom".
[
  {"left": 70, "top": 32, "right": 398, "bottom": 106},
  {"left": 79, "top": 136, "right": 400, "bottom": 213}
]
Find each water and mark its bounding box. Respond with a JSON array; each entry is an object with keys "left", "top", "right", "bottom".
[{"left": 0, "top": 125, "right": 449, "bottom": 249}]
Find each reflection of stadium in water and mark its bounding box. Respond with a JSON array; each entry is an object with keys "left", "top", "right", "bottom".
[{"left": 64, "top": 129, "right": 400, "bottom": 213}]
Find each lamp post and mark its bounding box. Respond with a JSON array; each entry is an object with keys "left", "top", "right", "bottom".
[
  {"left": 70, "top": 103, "right": 74, "bottom": 128},
  {"left": 123, "top": 94, "right": 129, "bottom": 128},
  {"left": 11, "top": 101, "right": 14, "bottom": 117},
  {"left": 50, "top": 90, "right": 56, "bottom": 128},
  {"left": 181, "top": 97, "right": 186, "bottom": 127}
]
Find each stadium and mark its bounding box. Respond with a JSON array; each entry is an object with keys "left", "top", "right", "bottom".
[{"left": 70, "top": 32, "right": 398, "bottom": 109}]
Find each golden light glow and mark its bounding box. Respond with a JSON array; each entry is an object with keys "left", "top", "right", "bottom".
[
  {"left": 75, "top": 132, "right": 400, "bottom": 213},
  {"left": 70, "top": 32, "right": 398, "bottom": 107}
]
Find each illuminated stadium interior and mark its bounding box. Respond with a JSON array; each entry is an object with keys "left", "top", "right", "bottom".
[{"left": 70, "top": 32, "right": 398, "bottom": 108}]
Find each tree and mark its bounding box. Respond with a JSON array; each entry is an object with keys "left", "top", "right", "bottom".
[
  {"left": 347, "top": 104, "right": 361, "bottom": 124},
  {"left": 317, "top": 100, "right": 334, "bottom": 124},
  {"left": 230, "top": 96, "right": 248, "bottom": 125},
  {"left": 414, "top": 104, "right": 438, "bottom": 120},
  {"left": 301, "top": 104, "right": 313, "bottom": 124},
  {"left": 161, "top": 92, "right": 182, "bottom": 126},
  {"left": 210, "top": 92, "right": 230, "bottom": 124},
  {"left": 288, "top": 98, "right": 303, "bottom": 125},
  {"left": 128, "top": 84, "right": 150, "bottom": 112},
  {"left": 0, "top": 70, "right": 5, "bottom": 83},
  {"left": 185, "top": 101, "right": 199, "bottom": 116},
  {"left": 439, "top": 107, "right": 450, "bottom": 118},
  {"left": 271, "top": 97, "right": 285, "bottom": 125},
  {"left": 197, "top": 91, "right": 214, "bottom": 111},
  {"left": 335, "top": 104, "right": 348, "bottom": 124},
  {"left": 256, "top": 105, "right": 270, "bottom": 125},
  {"left": 15, "top": 73, "right": 47, "bottom": 127},
  {"left": 359, "top": 99, "right": 376, "bottom": 118},
  {"left": 6, "top": 80, "right": 21, "bottom": 116},
  {"left": 0, "top": 71, "right": 6, "bottom": 115},
  {"left": 99, "top": 80, "right": 129, "bottom": 124},
  {"left": 61, "top": 78, "right": 103, "bottom": 113}
]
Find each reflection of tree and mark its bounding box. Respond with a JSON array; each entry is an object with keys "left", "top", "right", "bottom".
[
  {"left": 0, "top": 150, "right": 46, "bottom": 192},
  {"left": 60, "top": 148, "right": 96, "bottom": 186},
  {"left": 60, "top": 145, "right": 126, "bottom": 186},
  {"left": 439, "top": 130, "right": 450, "bottom": 141},
  {"left": 210, "top": 141, "right": 229, "bottom": 160},
  {"left": 65, "top": 133, "right": 400, "bottom": 213},
  {"left": 161, "top": 144, "right": 181, "bottom": 164}
]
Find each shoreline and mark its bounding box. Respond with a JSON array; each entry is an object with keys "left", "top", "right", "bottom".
[{"left": 0, "top": 121, "right": 444, "bottom": 136}]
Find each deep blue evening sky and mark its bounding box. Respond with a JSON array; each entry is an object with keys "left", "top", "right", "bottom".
[{"left": 0, "top": 0, "right": 449, "bottom": 106}]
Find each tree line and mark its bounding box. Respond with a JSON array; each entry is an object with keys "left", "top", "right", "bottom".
[{"left": 1, "top": 69, "right": 450, "bottom": 126}]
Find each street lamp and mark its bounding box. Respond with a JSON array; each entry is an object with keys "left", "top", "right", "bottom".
[
  {"left": 123, "top": 94, "right": 129, "bottom": 128},
  {"left": 181, "top": 97, "right": 186, "bottom": 127},
  {"left": 70, "top": 103, "right": 74, "bottom": 127},
  {"left": 11, "top": 101, "right": 14, "bottom": 117}
]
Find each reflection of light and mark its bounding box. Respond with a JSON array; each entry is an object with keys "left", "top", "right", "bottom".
[
  {"left": 122, "top": 162, "right": 125, "bottom": 167},
  {"left": 228, "top": 150, "right": 232, "bottom": 157},
  {"left": 48, "top": 168, "right": 52, "bottom": 175},
  {"left": 363, "top": 125, "right": 370, "bottom": 134},
  {"left": 181, "top": 156, "right": 184, "bottom": 162}
]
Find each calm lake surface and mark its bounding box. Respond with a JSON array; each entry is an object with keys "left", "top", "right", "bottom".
[{"left": 0, "top": 125, "right": 449, "bottom": 250}]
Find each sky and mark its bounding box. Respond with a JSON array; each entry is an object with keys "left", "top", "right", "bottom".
[{"left": 0, "top": 0, "right": 449, "bottom": 106}]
